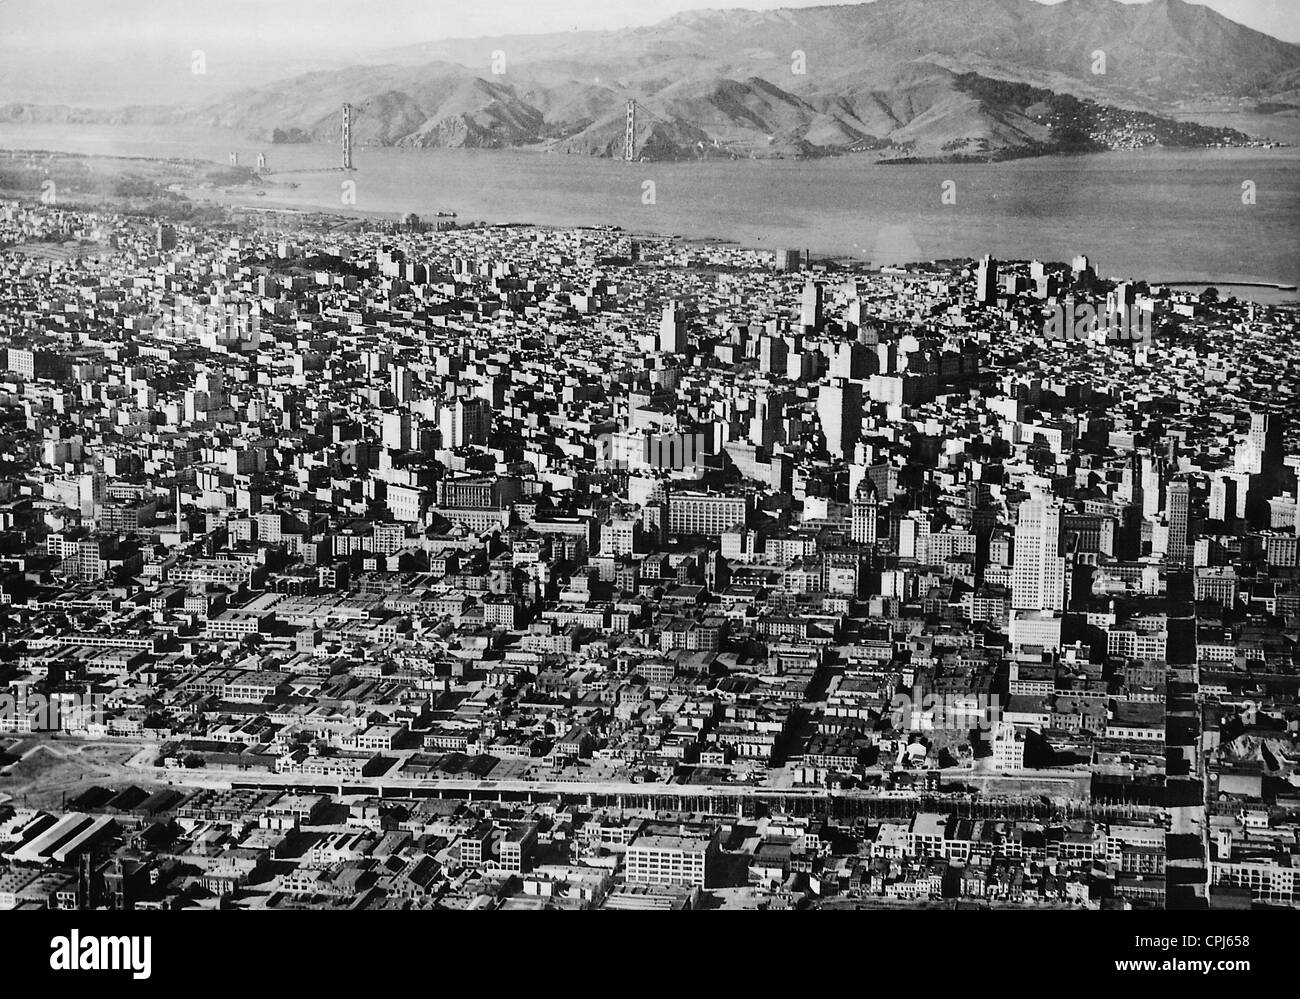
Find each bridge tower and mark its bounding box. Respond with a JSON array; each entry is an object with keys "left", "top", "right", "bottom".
[{"left": 341, "top": 103, "right": 354, "bottom": 171}]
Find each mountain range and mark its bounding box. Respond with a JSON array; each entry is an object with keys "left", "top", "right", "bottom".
[{"left": 4, "top": 0, "right": 1299, "bottom": 162}]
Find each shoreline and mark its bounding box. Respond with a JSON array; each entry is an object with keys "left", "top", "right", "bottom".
[
  {"left": 174, "top": 191, "right": 1300, "bottom": 297},
  {"left": 22, "top": 187, "right": 1300, "bottom": 302},
  {"left": 3, "top": 138, "right": 1297, "bottom": 297},
  {"left": 1150, "top": 280, "right": 1299, "bottom": 292}
]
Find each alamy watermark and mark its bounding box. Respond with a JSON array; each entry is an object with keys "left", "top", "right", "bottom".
[
  {"left": 50, "top": 932, "right": 152, "bottom": 980},
  {"left": 0, "top": 689, "right": 106, "bottom": 732},
  {"left": 158, "top": 301, "right": 261, "bottom": 341},
  {"left": 1043, "top": 302, "right": 1153, "bottom": 344},
  {"left": 889, "top": 687, "right": 1002, "bottom": 740},
  {"left": 597, "top": 429, "right": 706, "bottom": 471}
]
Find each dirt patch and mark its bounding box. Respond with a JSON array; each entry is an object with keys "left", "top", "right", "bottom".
[{"left": 0, "top": 738, "right": 163, "bottom": 808}]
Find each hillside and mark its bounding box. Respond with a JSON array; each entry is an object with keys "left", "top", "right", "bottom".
[{"left": 3, "top": 0, "right": 1296, "bottom": 162}]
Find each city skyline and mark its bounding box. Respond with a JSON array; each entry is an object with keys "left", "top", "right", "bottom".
[{"left": 0, "top": 0, "right": 1297, "bottom": 962}]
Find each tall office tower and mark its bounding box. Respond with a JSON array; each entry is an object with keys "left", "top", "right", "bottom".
[
  {"left": 846, "top": 298, "right": 868, "bottom": 331},
  {"left": 748, "top": 393, "right": 781, "bottom": 447},
  {"left": 851, "top": 484, "right": 878, "bottom": 545},
  {"left": 439, "top": 397, "right": 491, "bottom": 449},
  {"left": 1249, "top": 409, "right": 1282, "bottom": 459},
  {"left": 800, "top": 280, "right": 823, "bottom": 332},
  {"left": 1240, "top": 411, "right": 1284, "bottom": 529},
  {"left": 1166, "top": 479, "right": 1190, "bottom": 567},
  {"left": 976, "top": 255, "right": 999, "bottom": 305},
  {"left": 1107, "top": 281, "right": 1137, "bottom": 323},
  {"left": 816, "top": 379, "right": 862, "bottom": 459},
  {"left": 759, "top": 334, "right": 788, "bottom": 374},
  {"left": 1115, "top": 500, "right": 1144, "bottom": 561},
  {"left": 382, "top": 411, "right": 413, "bottom": 451},
  {"left": 1012, "top": 495, "right": 1066, "bottom": 612},
  {"left": 658, "top": 301, "right": 686, "bottom": 353},
  {"left": 830, "top": 341, "right": 871, "bottom": 380},
  {"left": 1209, "top": 475, "right": 1237, "bottom": 523},
  {"left": 898, "top": 513, "right": 930, "bottom": 560},
  {"left": 1141, "top": 456, "right": 1164, "bottom": 519},
  {"left": 1119, "top": 452, "right": 1143, "bottom": 507},
  {"left": 390, "top": 366, "right": 414, "bottom": 404}
]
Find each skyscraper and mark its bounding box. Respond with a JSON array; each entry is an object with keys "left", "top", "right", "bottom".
[
  {"left": 852, "top": 483, "right": 878, "bottom": 545},
  {"left": 1120, "top": 452, "right": 1145, "bottom": 521},
  {"left": 976, "top": 255, "right": 998, "bottom": 306},
  {"left": 1209, "top": 475, "right": 1237, "bottom": 523},
  {"left": 748, "top": 392, "right": 782, "bottom": 448},
  {"left": 1141, "top": 456, "right": 1164, "bottom": 519},
  {"left": 760, "top": 334, "right": 789, "bottom": 374},
  {"left": 800, "top": 280, "right": 823, "bottom": 332},
  {"left": 830, "top": 341, "right": 870, "bottom": 380},
  {"left": 390, "top": 366, "right": 414, "bottom": 404},
  {"left": 1012, "top": 495, "right": 1066, "bottom": 612},
  {"left": 382, "top": 411, "right": 413, "bottom": 451},
  {"left": 440, "top": 397, "right": 491, "bottom": 449},
  {"left": 1249, "top": 409, "right": 1282, "bottom": 459},
  {"left": 658, "top": 301, "right": 685, "bottom": 353},
  {"left": 817, "top": 379, "right": 862, "bottom": 459},
  {"left": 1166, "top": 480, "right": 1190, "bottom": 567}
]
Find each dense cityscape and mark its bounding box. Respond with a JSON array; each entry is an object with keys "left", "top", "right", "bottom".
[{"left": 0, "top": 198, "right": 1296, "bottom": 913}]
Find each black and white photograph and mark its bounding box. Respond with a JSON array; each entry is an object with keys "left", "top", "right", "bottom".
[{"left": 0, "top": 0, "right": 1296, "bottom": 975}]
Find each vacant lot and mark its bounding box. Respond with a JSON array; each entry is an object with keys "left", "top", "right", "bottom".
[{"left": 0, "top": 736, "right": 162, "bottom": 808}]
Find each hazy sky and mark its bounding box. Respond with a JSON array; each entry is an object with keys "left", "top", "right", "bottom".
[{"left": 1, "top": 0, "right": 1298, "bottom": 50}]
